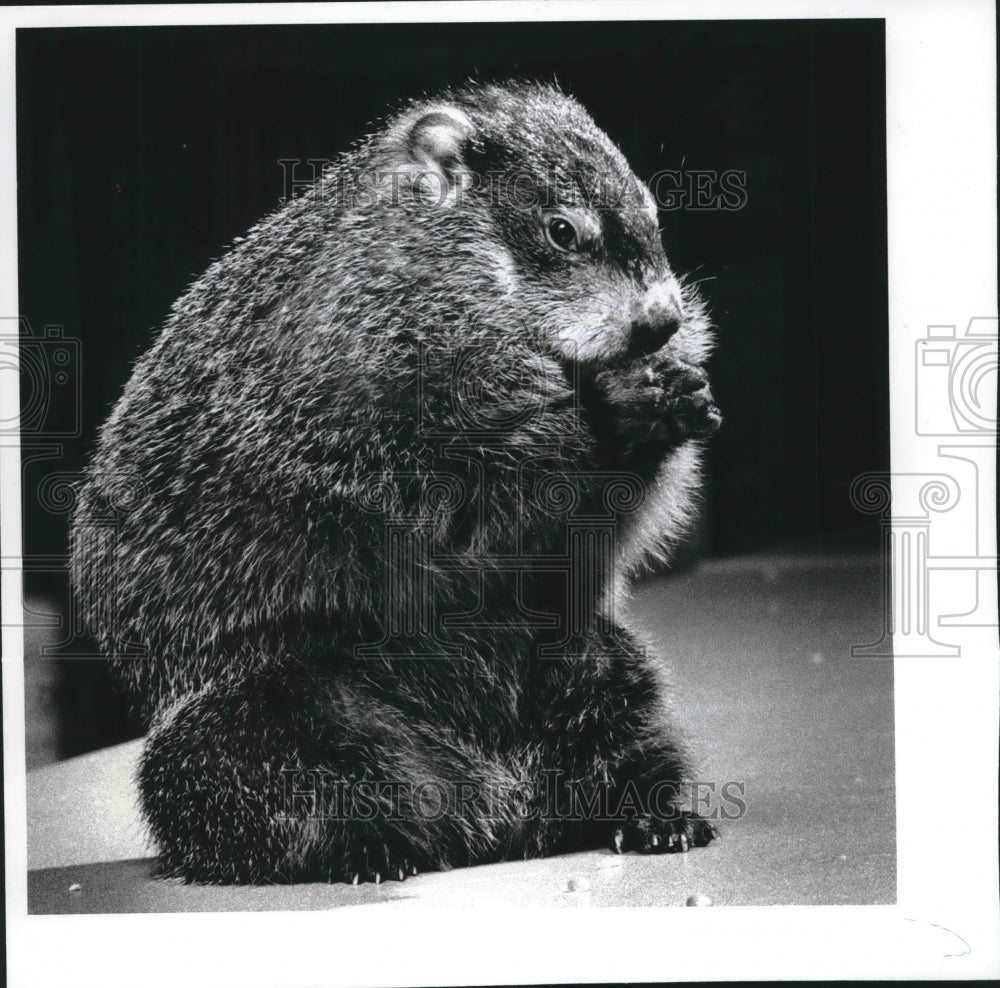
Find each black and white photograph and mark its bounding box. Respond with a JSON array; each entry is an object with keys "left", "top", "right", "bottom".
[{"left": 3, "top": 2, "right": 997, "bottom": 986}]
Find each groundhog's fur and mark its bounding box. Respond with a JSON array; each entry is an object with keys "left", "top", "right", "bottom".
[{"left": 70, "top": 81, "right": 722, "bottom": 884}]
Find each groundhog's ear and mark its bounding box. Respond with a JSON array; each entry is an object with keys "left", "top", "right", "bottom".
[{"left": 387, "top": 105, "right": 475, "bottom": 200}]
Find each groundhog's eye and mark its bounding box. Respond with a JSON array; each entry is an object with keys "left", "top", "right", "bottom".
[{"left": 545, "top": 216, "right": 579, "bottom": 252}]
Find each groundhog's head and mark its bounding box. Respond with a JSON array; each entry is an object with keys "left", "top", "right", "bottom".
[{"left": 372, "top": 80, "right": 713, "bottom": 372}]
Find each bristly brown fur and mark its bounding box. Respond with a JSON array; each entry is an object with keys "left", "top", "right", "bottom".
[{"left": 70, "top": 80, "right": 722, "bottom": 884}]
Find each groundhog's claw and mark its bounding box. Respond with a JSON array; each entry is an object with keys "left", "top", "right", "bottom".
[
  {"left": 335, "top": 842, "right": 420, "bottom": 885},
  {"left": 610, "top": 814, "right": 717, "bottom": 855}
]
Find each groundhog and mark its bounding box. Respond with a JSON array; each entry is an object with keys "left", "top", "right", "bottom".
[{"left": 70, "top": 80, "right": 722, "bottom": 884}]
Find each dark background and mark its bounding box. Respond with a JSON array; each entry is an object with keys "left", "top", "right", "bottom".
[{"left": 17, "top": 20, "right": 888, "bottom": 760}]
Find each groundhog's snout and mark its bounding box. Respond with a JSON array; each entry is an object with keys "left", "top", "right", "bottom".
[{"left": 628, "top": 278, "right": 685, "bottom": 357}]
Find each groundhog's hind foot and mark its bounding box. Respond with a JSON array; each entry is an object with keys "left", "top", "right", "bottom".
[
  {"left": 331, "top": 841, "right": 424, "bottom": 885},
  {"left": 611, "top": 814, "right": 717, "bottom": 855}
]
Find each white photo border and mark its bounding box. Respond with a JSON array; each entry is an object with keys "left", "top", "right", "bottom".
[{"left": 2, "top": 1, "right": 997, "bottom": 985}]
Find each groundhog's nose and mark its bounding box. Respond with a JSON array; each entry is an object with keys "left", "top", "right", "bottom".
[{"left": 629, "top": 279, "right": 684, "bottom": 356}]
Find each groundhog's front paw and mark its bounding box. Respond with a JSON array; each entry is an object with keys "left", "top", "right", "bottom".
[
  {"left": 650, "top": 356, "right": 723, "bottom": 441},
  {"left": 331, "top": 841, "right": 422, "bottom": 885},
  {"left": 611, "top": 813, "right": 717, "bottom": 855},
  {"left": 587, "top": 357, "right": 721, "bottom": 452}
]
